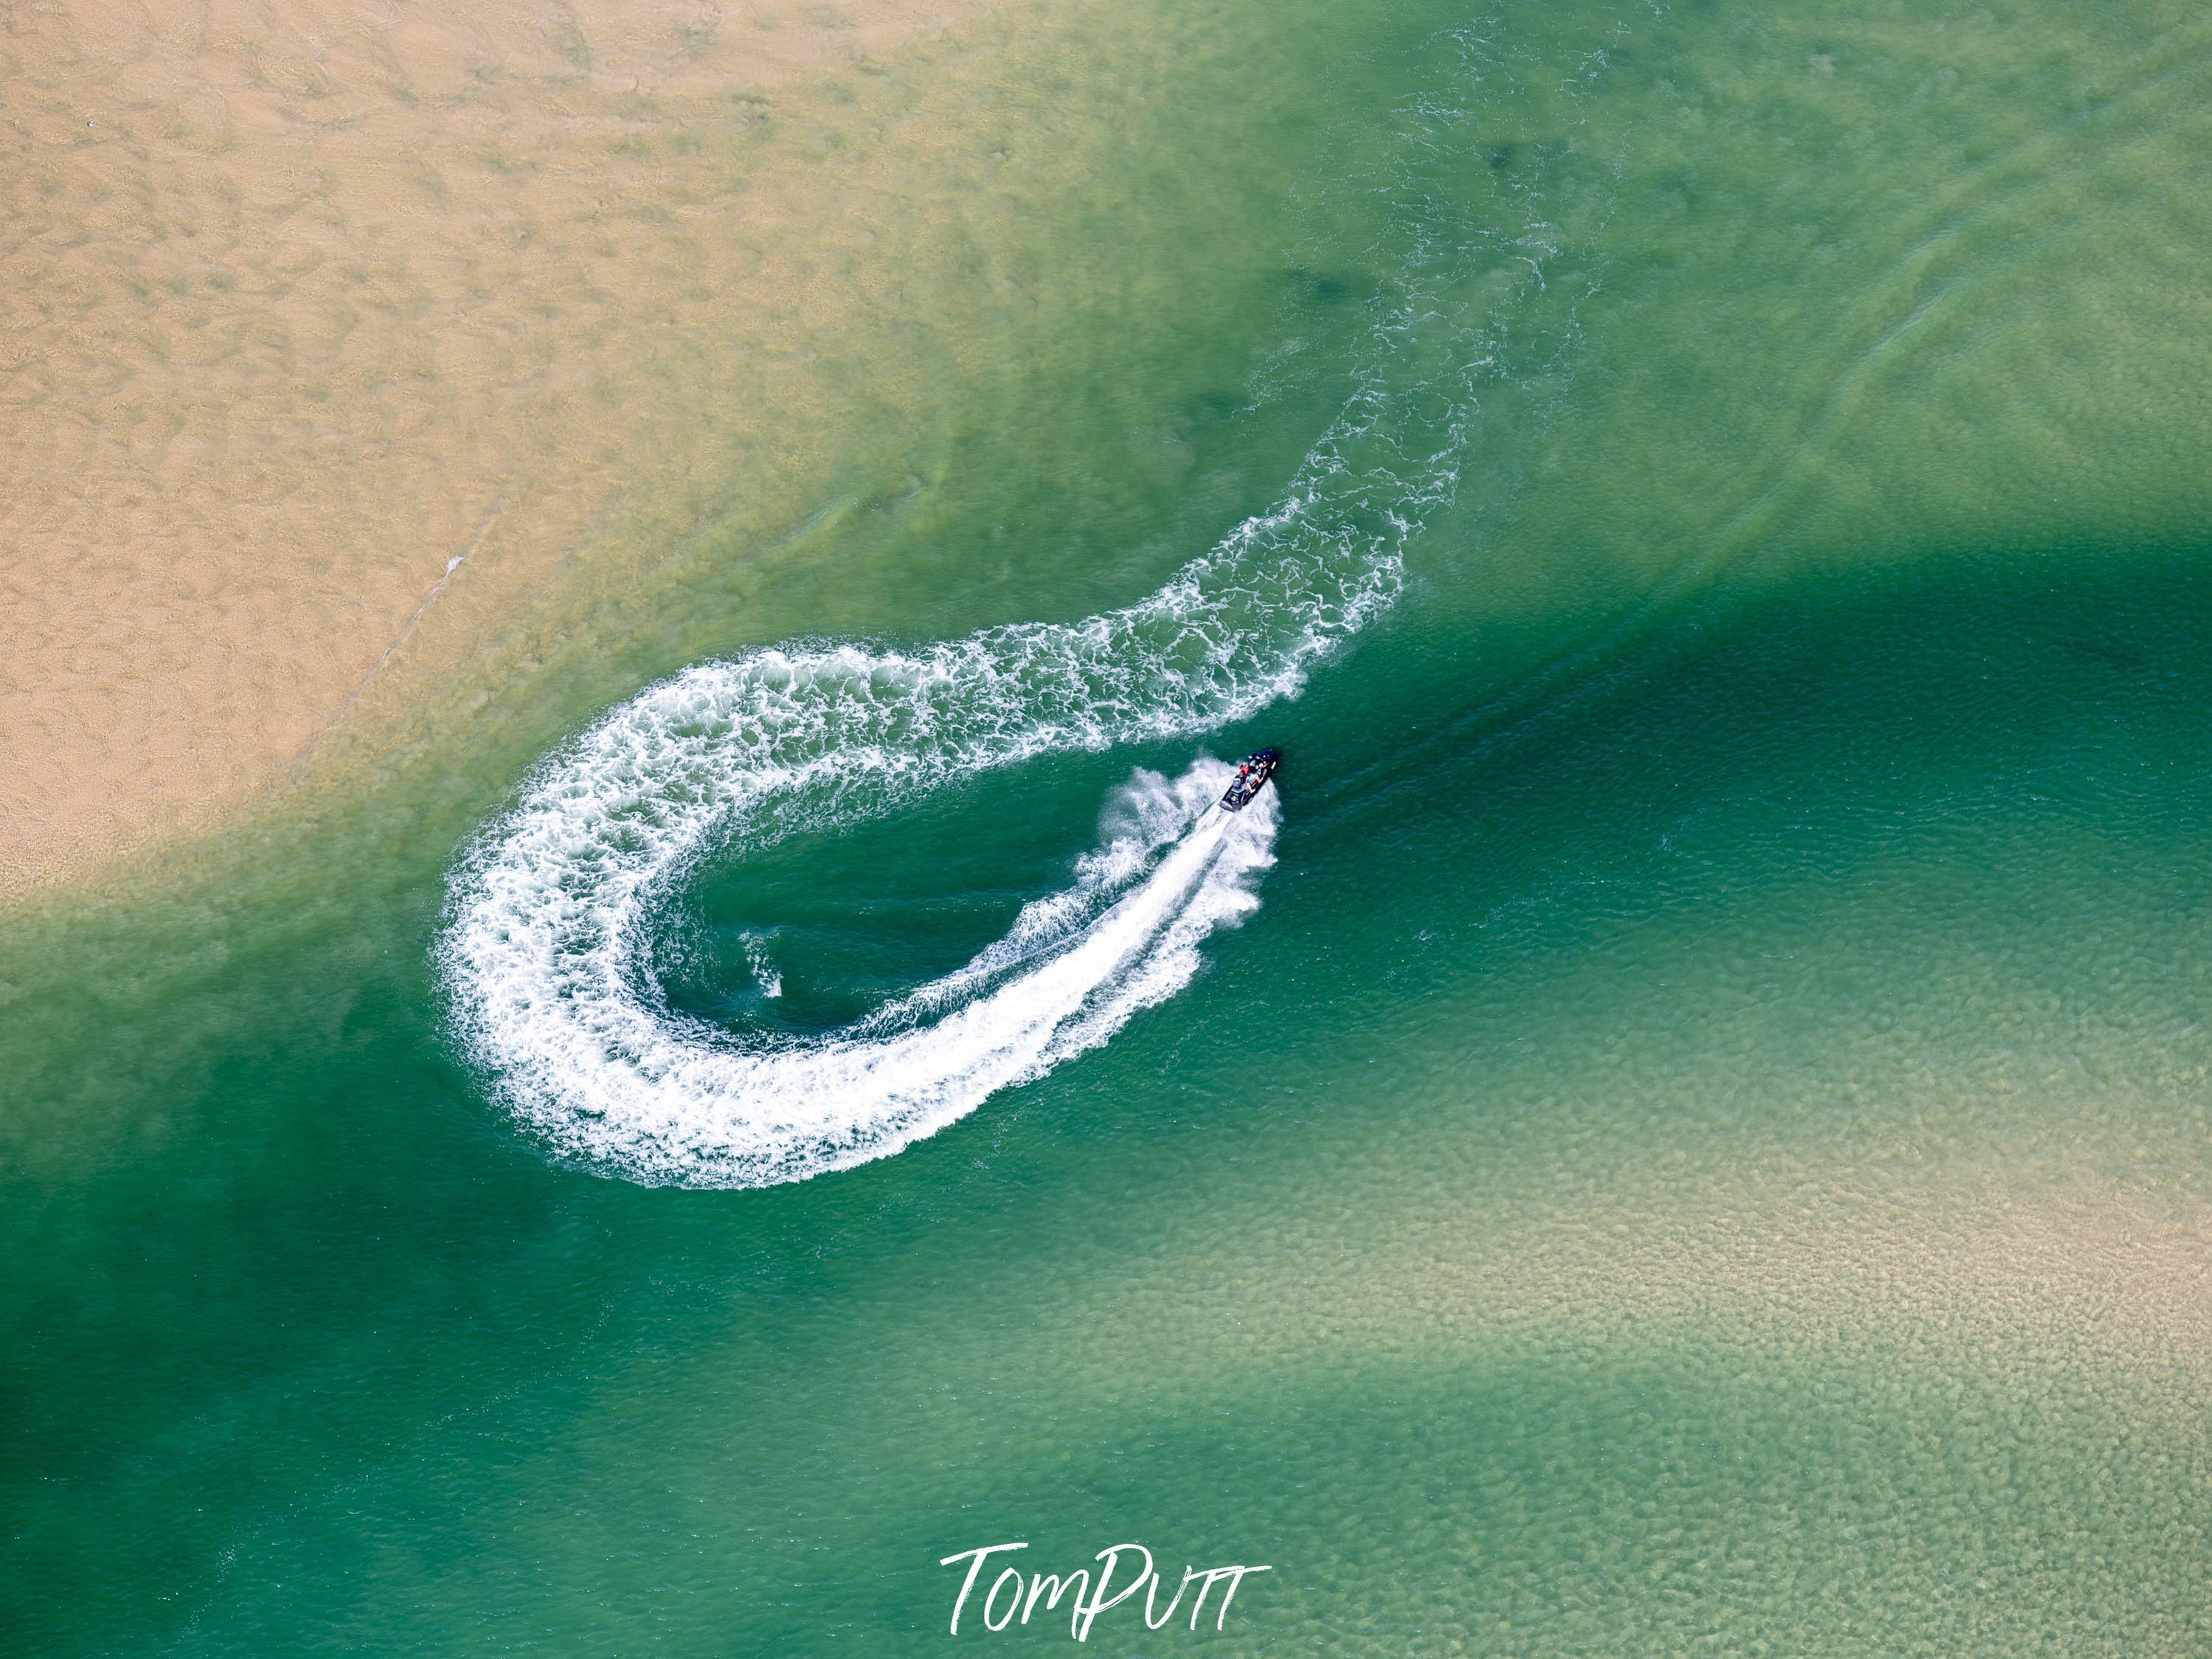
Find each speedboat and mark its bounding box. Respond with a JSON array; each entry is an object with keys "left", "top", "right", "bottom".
[{"left": 1219, "top": 748, "right": 1280, "bottom": 812}]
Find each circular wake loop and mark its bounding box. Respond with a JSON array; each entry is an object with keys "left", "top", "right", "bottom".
[
  {"left": 443, "top": 426, "right": 1432, "bottom": 1188},
  {"left": 438, "top": 457, "right": 1393, "bottom": 1188},
  {"left": 442, "top": 30, "right": 1561, "bottom": 1187}
]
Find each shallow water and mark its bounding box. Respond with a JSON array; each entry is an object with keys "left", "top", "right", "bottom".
[{"left": 8, "top": 0, "right": 2212, "bottom": 1653}]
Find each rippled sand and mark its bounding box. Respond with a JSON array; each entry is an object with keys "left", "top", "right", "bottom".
[{"left": 0, "top": 0, "right": 1076, "bottom": 893}]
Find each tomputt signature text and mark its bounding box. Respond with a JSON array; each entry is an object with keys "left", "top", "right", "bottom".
[{"left": 940, "top": 1542, "right": 1269, "bottom": 1641}]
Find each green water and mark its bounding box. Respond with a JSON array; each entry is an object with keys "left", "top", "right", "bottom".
[{"left": 9, "top": 1, "right": 2212, "bottom": 1653}]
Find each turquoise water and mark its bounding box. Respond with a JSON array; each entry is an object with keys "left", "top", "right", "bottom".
[{"left": 10, "top": 1, "right": 2212, "bottom": 1653}]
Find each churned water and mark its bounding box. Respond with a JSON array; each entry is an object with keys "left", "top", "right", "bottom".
[{"left": 8, "top": 1, "right": 2212, "bottom": 1654}]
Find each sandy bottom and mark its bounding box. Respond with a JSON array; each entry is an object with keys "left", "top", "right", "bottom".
[{"left": 0, "top": 0, "right": 1075, "bottom": 893}]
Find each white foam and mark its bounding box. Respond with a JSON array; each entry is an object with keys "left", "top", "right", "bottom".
[
  {"left": 437, "top": 470, "right": 1376, "bottom": 1189},
  {"left": 741, "top": 935, "right": 782, "bottom": 1000},
  {"left": 440, "top": 426, "right": 1416, "bottom": 1187}
]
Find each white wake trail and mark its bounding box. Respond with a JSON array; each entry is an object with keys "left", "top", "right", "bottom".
[
  {"left": 439, "top": 17, "right": 1565, "bottom": 1186},
  {"left": 442, "top": 389, "right": 1437, "bottom": 1189}
]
